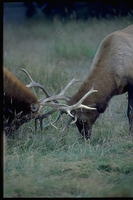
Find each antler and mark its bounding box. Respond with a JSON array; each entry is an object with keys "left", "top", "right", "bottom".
[
  {"left": 35, "top": 78, "right": 82, "bottom": 130},
  {"left": 21, "top": 68, "right": 97, "bottom": 131},
  {"left": 21, "top": 68, "right": 51, "bottom": 97},
  {"left": 54, "top": 87, "right": 98, "bottom": 118},
  {"left": 35, "top": 107, "right": 59, "bottom": 131},
  {"left": 39, "top": 78, "right": 81, "bottom": 104},
  {"left": 36, "top": 83, "right": 97, "bottom": 130},
  {"left": 21, "top": 68, "right": 82, "bottom": 130},
  {"left": 39, "top": 87, "right": 97, "bottom": 116}
]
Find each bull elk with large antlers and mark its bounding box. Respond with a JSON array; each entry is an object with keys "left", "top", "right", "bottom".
[
  {"left": 32, "top": 24, "right": 133, "bottom": 139},
  {"left": 67, "top": 24, "right": 133, "bottom": 139}
]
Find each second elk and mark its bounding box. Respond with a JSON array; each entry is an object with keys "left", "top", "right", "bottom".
[{"left": 22, "top": 24, "right": 133, "bottom": 140}]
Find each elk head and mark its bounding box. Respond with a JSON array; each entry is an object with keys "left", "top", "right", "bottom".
[
  {"left": 70, "top": 108, "right": 100, "bottom": 139},
  {"left": 3, "top": 67, "right": 40, "bottom": 134}
]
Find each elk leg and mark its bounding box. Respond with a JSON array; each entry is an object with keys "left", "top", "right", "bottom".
[{"left": 127, "top": 83, "right": 133, "bottom": 136}]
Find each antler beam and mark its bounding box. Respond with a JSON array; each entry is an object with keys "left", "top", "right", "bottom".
[{"left": 21, "top": 68, "right": 51, "bottom": 97}]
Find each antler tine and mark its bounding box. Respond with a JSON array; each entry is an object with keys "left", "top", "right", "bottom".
[
  {"left": 21, "top": 68, "right": 50, "bottom": 97},
  {"left": 39, "top": 78, "right": 82, "bottom": 105},
  {"left": 59, "top": 78, "right": 82, "bottom": 96},
  {"left": 35, "top": 107, "right": 60, "bottom": 131},
  {"left": 59, "top": 117, "right": 73, "bottom": 132},
  {"left": 55, "top": 87, "right": 98, "bottom": 118},
  {"left": 47, "top": 115, "right": 58, "bottom": 129},
  {"left": 69, "top": 87, "right": 98, "bottom": 110}
]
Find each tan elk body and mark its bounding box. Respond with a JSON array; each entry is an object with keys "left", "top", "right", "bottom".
[{"left": 67, "top": 24, "right": 133, "bottom": 138}]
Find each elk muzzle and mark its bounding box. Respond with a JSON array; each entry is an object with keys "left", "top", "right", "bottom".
[{"left": 76, "top": 120, "right": 92, "bottom": 139}]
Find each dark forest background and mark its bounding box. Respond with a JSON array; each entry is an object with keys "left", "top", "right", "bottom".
[{"left": 24, "top": 1, "right": 133, "bottom": 20}]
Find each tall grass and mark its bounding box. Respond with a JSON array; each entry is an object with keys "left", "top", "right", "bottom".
[{"left": 3, "top": 15, "right": 133, "bottom": 197}]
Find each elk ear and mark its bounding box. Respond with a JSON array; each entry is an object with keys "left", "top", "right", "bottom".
[{"left": 30, "top": 103, "right": 39, "bottom": 112}]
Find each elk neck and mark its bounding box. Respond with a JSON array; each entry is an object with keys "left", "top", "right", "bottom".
[{"left": 69, "top": 63, "right": 117, "bottom": 114}]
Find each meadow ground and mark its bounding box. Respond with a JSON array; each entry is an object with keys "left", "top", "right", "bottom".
[{"left": 3, "top": 15, "right": 133, "bottom": 197}]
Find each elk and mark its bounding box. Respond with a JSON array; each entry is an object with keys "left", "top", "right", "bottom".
[
  {"left": 3, "top": 67, "right": 40, "bottom": 134},
  {"left": 67, "top": 24, "right": 133, "bottom": 139},
  {"left": 33, "top": 24, "right": 133, "bottom": 139}
]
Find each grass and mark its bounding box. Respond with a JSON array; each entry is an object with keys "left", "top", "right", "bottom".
[{"left": 3, "top": 15, "right": 133, "bottom": 197}]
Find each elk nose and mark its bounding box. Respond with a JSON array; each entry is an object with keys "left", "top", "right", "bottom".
[{"left": 81, "top": 128, "right": 90, "bottom": 140}]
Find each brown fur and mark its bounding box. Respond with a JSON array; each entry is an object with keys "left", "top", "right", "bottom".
[
  {"left": 69, "top": 25, "right": 133, "bottom": 139},
  {"left": 3, "top": 67, "right": 40, "bottom": 134}
]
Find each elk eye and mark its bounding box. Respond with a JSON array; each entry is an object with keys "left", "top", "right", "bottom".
[{"left": 30, "top": 104, "right": 39, "bottom": 112}]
